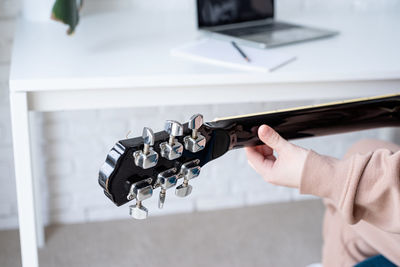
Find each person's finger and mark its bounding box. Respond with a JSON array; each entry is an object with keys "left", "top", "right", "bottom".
[
  {"left": 265, "top": 154, "right": 276, "bottom": 161},
  {"left": 245, "top": 147, "right": 264, "bottom": 165},
  {"left": 245, "top": 146, "right": 274, "bottom": 172},
  {"left": 246, "top": 146, "right": 276, "bottom": 166},
  {"left": 258, "top": 125, "right": 289, "bottom": 152},
  {"left": 254, "top": 145, "right": 273, "bottom": 157}
]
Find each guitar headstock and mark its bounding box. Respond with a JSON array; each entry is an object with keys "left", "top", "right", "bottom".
[{"left": 98, "top": 114, "right": 232, "bottom": 219}]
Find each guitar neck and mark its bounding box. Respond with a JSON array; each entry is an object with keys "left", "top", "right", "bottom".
[{"left": 207, "top": 94, "right": 400, "bottom": 150}]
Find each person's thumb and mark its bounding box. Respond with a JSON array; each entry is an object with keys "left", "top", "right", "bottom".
[{"left": 258, "top": 125, "right": 289, "bottom": 152}]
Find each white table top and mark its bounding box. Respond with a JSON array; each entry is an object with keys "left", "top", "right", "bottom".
[{"left": 9, "top": 8, "right": 400, "bottom": 92}]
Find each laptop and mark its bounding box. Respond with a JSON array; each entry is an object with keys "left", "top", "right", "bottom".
[{"left": 196, "top": 0, "right": 338, "bottom": 48}]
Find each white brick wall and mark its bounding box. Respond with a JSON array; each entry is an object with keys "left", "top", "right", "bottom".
[
  {"left": 0, "top": 0, "right": 399, "bottom": 229},
  {"left": 0, "top": 0, "right": 19, "bottom": 229}
]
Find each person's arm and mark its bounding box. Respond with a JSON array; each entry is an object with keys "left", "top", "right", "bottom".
[
  {"left": 300, "top": 148, "right": 400, "bottom": 233},
  {"left": 245, "top": 125, "right": 400, "bottom": 233}
]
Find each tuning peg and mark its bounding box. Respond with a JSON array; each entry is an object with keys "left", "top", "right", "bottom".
[
  {"left": 142, "top": 127, "right": 154, "bottom": 152},
  {"left": 157, "top": 168, "right": 178, "bottom": 209},
  {"left": 175, "top": 160, "right": 201, "bottom": 197},
  {"left": 184, "top": 114, "right": 206, "bottom": 153},
  {"left": 128, "top": 180, "right": 153, "bottom": 220},
  {"left": 133, "top": 127, "right": 159, "bottom": 169},
  {"left": 160, "top": 120, "right": 184, "bottom": 160}
]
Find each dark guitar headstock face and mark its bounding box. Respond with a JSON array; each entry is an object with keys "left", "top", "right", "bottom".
[{"left": 98, "top": 114, "right": 231, "bottom": 219}]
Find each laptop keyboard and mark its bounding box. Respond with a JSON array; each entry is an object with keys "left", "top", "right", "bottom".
[{"left": 216, "top": 22, "right": 298, "bottom": 37}]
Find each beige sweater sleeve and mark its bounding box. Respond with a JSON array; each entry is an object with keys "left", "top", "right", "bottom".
[{"left": 300, "top": 149, "right": 400, "bottom": 233}]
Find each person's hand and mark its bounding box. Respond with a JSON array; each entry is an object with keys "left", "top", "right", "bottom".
[{"left": 245, "top": 125, "right": 309, "bottom": 188}]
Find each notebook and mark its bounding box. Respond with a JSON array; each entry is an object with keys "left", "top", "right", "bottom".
[{"left": 171, "top": 38, "right": 296, "bottom": 72}]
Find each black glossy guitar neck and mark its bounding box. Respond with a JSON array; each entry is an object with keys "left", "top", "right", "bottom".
[{"left": 207, "top": 94, "right": 400, "bottom": 150}]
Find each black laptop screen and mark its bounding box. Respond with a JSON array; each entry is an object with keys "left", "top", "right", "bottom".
[{"left": 197, "top": 0, "right": 274, "bottom": 28}]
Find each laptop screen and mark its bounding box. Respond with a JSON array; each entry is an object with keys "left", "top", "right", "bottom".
[{"left": 197, "top": 0, "right": 274, "bottom": 28}]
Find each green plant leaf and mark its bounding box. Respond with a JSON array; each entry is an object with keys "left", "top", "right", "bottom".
[{"left": 51, "top": 0, "right": 83, "bottom": 35}]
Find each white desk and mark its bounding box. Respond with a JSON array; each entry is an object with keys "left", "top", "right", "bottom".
[{"left": 9, "top": 7, "right": 400, "bottom": 267}]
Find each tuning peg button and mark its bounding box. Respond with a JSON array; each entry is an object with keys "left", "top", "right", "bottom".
[
  {"left": 142, "top": 127, "right": 155, "bottom": 152},
  {"left": 175, "top": 183, "right": 193, "bottom": 198},
  {"left": 133, "top": 127, "right": 159, "bottom": 169},
  {"left": 129, "top": 204, "right": 148, "bottom": 220},
  {"left": 160, "top": 120, "right": 184, "bottom": 160},
  {"left": 127, "top": 180, "right": 153, "bottom": 220},
  {"left": 184, "top": 114, "right": 206, "bottom": 153},
  {"left": 165, "top": 120, "right": 184, "bottom": 137},
  {"left": 188, "top": 114, "right": 203, "bottom": 138}
]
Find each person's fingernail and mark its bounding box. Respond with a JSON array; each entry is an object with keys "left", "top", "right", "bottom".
[{"left": 258, "top": 125, "right": 268, "bottom": 136}]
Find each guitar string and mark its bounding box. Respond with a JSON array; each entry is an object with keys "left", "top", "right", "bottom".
[{"left": 213, "top": 93, "right": 400, "bottom": 121}]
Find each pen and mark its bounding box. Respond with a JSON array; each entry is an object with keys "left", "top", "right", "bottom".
[{"left": 231, "top": 41, "right": 251, "bottom": 62}]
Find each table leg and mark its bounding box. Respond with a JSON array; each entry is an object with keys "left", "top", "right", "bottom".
[
  {"left": 29, "top": 112, "right": 45, "bottom": 249},
  {"left": 10, "top": 92, "right": 39, "bottom": 267}
]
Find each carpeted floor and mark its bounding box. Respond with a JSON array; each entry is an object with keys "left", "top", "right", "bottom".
[{"left": 0, "top": 200, "right": 324, "bottom": 267}]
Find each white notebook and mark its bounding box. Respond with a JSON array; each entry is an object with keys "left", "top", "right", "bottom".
[{"left": 171, "top": 38, "right": 296, "bottom": 72}]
